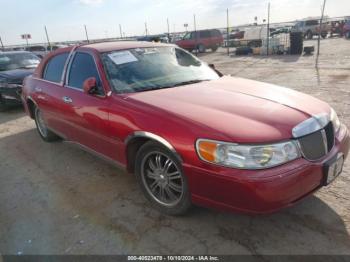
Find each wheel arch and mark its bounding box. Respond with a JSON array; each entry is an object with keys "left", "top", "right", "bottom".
[
  {"left": 26, "top": 96, "right": 38, "bottom": 119},
  {"left": 125, "top": 131, "right": 182, "bottom": 173}
]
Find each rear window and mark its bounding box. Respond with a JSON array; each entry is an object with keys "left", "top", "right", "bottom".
[
  {"left": 199, "top": 31, "right": 211, "bottom": 38},
  {"left": 43, "top": 53, "right": 69, "bottom": 83},
  {"left": 211, "top": 30, "right": 222, "bottom": 37},
  {"left": 27, "top": 46, "right": 46, "bottom": 52},
  {"left": 305, "top": 20, "right": 319, "bottom": 26}
]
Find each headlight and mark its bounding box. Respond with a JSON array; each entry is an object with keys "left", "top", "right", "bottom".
[
  {"left": 330, "top": 108, "right": 341, "bottom": 133},
  {"left": 196, "top": 139, "right": 300, "bottom": 169}
]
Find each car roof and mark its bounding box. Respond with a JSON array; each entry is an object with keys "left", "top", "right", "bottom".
[{"left": 81, "top": 41, "right": 174, "bottom": 53}]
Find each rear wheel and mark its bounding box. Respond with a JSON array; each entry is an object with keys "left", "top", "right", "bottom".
[
  {"left": 135, "top": 141, "right": 191, "bottom": 215},
  {"left": 211, "top": 45, "right": 218, "bottom": 52},
  {"left": 321, "top": 32, "right": 327, "bottom": 38},
  {"left": 197, "top": 44, "right": 206, "bottom": 53},
  {"left": 34, "top": 106, "right": 60, "bottom": 142}
]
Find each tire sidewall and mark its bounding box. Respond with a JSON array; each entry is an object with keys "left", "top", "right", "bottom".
[{"left": 134, "top": 141, "right": 191, "bottom": 215}]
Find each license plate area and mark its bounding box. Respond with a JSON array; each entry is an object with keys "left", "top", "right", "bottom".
[{"left": 323, "top": 153, "right": 344, "bottom": 186}]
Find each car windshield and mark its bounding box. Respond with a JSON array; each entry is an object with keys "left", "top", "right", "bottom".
[
  {"left": 100, "top": 47, "right": 219, "bottom": 93},
  {"left": 0, "top": 52, "right": 40, "bottom": 71}
]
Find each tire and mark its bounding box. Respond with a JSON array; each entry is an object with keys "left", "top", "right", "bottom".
[
  {"left": 135, "top": 141, "right": 192, "bottom": 215},
  {"left": 34, "top": 106, "right": 60, "bottom": 142},
  {"left": 321, "top": 32, "right": 327, "bottom": 39},
  {"left": 211, "top": 46, "right": 218, "bottom": 52},
  {"left": 0, "top": 94, "right": 7, "bottom": 112},
  {"left": 197, "top": 44, "right": 206, "bottom": 53}
]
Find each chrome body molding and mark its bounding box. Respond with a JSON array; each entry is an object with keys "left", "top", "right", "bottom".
[
  {"left": 64, "top": 140, "right": 126, "bottom": 171},
  {"left": 125, "top": 131, "right": 182, "bottom": 162},
  {"left": 292, "top": 113, "right": 330, "bottom": 138}
]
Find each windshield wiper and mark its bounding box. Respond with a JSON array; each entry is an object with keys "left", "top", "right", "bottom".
[
  {"left": 139, "top": 79, "right": 210, "bottom": 93},
  {"left": 163, "top": 79, "right": 210, "bottom": 88}
]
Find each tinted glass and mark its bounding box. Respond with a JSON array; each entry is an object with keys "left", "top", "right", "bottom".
[
  {"left": 199, "top": 31, "right": 211, "bottom": 38},
  {"left": 68, "top": 52, "right": 100, "bottom": 90},
  {"left": 101, "top": 47, "right": 219, "bottom": 94},
  {"left": 305, "top": 20, "right": 319, "bottom": 26},
  {"left": 44, "top": 53, "right": 69, "bottom": 83},
  {"left": 212, "top": 30, "right": 222, "bottom": 37},
  {"left": 0, "top": 52, "right": 40, "bottom": 71}
]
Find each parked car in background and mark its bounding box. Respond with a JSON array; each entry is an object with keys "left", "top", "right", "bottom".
[
  {"left": 344, "top": 20, "right": 350, "bottom": 38},
  {"left": 293, "top": 19, "right": 329, "bottom": 39},
  {"left": 0, "top": 51, "right": 40, "bottom": 110},
  {"left": 229, "top": 29, "right": 245, "bottom": 40},
  {"left": 22, "top": 41, "right": 349, "bottom": 215},
  {"left": 175, "top": 29, "right": 223, "bottom": 52},
  {"left": 25, "top": 45, "right": 48, "bottom": 58}
]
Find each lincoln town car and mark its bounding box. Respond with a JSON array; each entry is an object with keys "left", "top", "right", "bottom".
[{"left": 22, "top": 42, "right": 350, "bottom": 215}]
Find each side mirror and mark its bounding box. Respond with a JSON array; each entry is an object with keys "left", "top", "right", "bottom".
[
  {"left": 208, "top": 63, "right": 223, "bottom": 77},
  {"left": 208, "top": 63, "right": 216, "bottom": 69},
  {"left": 83, "top": 77, "right": 97, "bottom": 94}
]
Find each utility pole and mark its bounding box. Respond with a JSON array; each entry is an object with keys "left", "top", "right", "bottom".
[
  {"left": 84, "top": 25, "right": 89, "bottom": 43},
  {"left": 167, "top": 18, "right": 170, "bottom": 42},
  {"left": 44, "top": 26, "right": 51, "bottom": 51},
  {"left": 226, "top": 8, "right": 229, "bottom": 55},
  {"left": 316, "top": 0, "right": 326, "bottom": 67},
  {"left": 145, "top": 22, "right": 148, "bottom": 36},
  {"left": 266, "top": 2, "right": 270, "bottom": 56},
  {"left": 193, "top": 14, "right": 197, "bottom": 55},
  {"left": 0, "top": 36, "right": 4, "bottom": 51},
  {"left": 119, "top": 24, "right": 123, "bottom": 39}
]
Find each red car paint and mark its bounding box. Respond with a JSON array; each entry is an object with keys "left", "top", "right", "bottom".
[
  {"left": 175, "top": 29, "right": 223, "bottom": 52},
  {"left": 22, "top": 42, "right": 350, "bottom": 214}
]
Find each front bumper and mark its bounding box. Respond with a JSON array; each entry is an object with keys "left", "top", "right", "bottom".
[
  {"left": 185, "top": 124, "right": 350, "bottom": 214},
  {"left": 0, "top": 85, "right": 23, "bottom": 106}
]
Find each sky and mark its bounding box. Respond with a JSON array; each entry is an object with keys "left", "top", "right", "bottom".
[{"left": 0, "top": 0, "right": 349, "bottom": 46}]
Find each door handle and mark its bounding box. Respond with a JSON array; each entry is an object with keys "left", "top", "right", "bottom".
[
  {"left": 35, "top": 87, "right": 42, "bottom": 92},
  {"left": 62, "top": 96, "right": 73, "bottom": 103}
]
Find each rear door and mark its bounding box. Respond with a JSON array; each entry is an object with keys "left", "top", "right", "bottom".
[
  {"left": 199, "top": 30, "right": 211, "bottom": 47},
  {"left": 34, "top": 52, "right": 71, "bottom": 137},
  {"left": 61, "top": 51, "right": 114, "bottom": 157}
]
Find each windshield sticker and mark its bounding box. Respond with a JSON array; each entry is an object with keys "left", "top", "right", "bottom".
[{"left": 108, "top": 51, "right": 138, "bottom": 65}]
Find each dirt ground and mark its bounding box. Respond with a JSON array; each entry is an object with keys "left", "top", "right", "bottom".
[{"left": 0, "top": 38, "right": 350, "bottom": 255}]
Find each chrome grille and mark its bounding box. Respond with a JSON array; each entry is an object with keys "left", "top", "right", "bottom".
[{"left": 298, "top": 122, "right": 334, "bottom": 161}]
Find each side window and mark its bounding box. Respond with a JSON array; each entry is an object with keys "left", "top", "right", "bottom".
[
  {"left": 43, "top": 53, "right": 69, "bottom": 83},
  {"left": 199, "top": 31, "right": 211, "bottom": 38},
  {"left": 68, "top": 52, "right": 101, "bottom": 91}
]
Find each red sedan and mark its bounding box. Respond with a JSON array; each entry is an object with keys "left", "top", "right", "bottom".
[{"left": 22, "top": 41, "right": 350, "bottom": 215}]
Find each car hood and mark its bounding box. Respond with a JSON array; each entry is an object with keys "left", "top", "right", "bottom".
[
  {"left": 0, "top": 68, "right": 35, "bottom": 83},
  {"left": 125, "top": 76, "right": 330, "bottom": 143}
]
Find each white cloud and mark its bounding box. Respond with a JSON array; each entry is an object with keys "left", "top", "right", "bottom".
[{"left": 79, "top": 0, "right": 104, "bottom": 5}]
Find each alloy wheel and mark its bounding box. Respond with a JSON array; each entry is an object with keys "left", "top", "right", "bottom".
[{"left": 141, "top": 151, "right": 184, "bottom": 207}]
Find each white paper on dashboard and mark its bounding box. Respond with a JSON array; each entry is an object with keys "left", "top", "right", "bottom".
[{"left": 108, "top": 51, "right": 138, "bottom": 65}]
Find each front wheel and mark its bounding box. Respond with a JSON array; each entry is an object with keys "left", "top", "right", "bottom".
[
  {"left": 34, "top": 106, "right": 60, "bottom": 142},
  {"left": 135, "top": 141, "right": 191, "bottom": 215}
]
